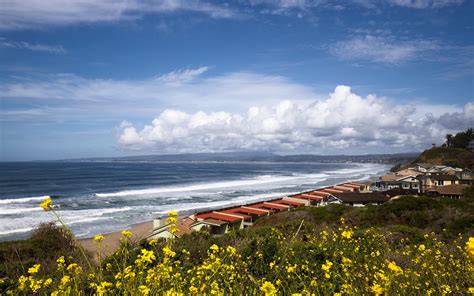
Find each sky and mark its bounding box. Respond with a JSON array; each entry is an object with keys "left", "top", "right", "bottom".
[{"left": 0, "top": 0, "right": 473, "bottom": 161}]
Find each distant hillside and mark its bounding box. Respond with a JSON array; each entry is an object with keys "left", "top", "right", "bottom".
[
  {"left": 60, "top": 151, "right": 419, "bottom": 164},
  {"left": 409, "top": 147, "right": 474, "bottom": 169}
]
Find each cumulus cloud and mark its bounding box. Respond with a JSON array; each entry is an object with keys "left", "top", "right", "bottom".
[
  {"left": 2, "top": 68, "right": 470, "bottom": 153},
  {"left": 117, "top": 85, "right": 472, "bottom": 154},
  {"left": 0, "top": 38, "right": 66, "bottom": 53},
  {"left": 329, "top": 35, "right": 439, "bottom": 64},
  {"left": 0, "top": 0, "right": 235, "bottom": 30}
]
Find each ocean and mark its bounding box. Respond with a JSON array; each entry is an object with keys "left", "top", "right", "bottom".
[{"left": 0, "top": 161, "right": 389, "bottom": 241}]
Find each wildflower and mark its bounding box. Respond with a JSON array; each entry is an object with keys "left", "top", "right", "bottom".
[
  {"left": 28, "top": 263, "right": 41, "bottom": 274},
  {"left": 96, "top": 281, "right": 113, "bottom": 296},
  {"left": 149, "top": 239, "right": 158, "bottom": 246},
  {"left": 226, "top": 245, "right": 237, "bottom": 255},
  {"left": 60, "top": 275, "right": 70, "bottom": 288},
  {"left": 387, "top": 261, "right": 403, "bottom": 275},
  {"left": 287, "top": 264, "right": 297, "bottom": 273},
  {"left": 210, "top": 244, "right": 219, "bottom": 252},
  {"left": 66, "top": 263, "right": 82, "bottom": 274},
  {"left": 56, "top": 256, "right": 66, "bottom": 269},
  {"left": 29, "top": 278, "right": 43, "bottom": 293},
  {"left": 44, "top": 278, "right": 52, "bottom": 287},
  {"left": 17, "top": 276, "right": 28, "bottom": 291},
  {"left": 370, "top": 283, "right": 383, "bottom": 296},
  {"left": 163, "top": 246, "right": 176, "bottom": 258},
  {"left": 418, "top": 244, "right": 426, "bottom": 252},
  {"left": 135, "top": 249, "right": 156, "bottom": 266},
  {"left": 39, "top": 197, "right": 52, "bottom": 211},
  {"left": 260, "top": 281, "right": 277, "bottom": 295},
  {"left": 189, "top": 286, "right": 198, "bottom": 293},
  {"left": 466, "top": 237, "right": 474, "bottom": 261},
  {"left": 341, "top": 230, "right": 353, "bottom": 239},
  {"left": 94, "top": 234, "right": 105, "bottom": 242},
  {"left": 342, "top": 257, "right": 352, "bottom": 266},
  {"left": 122, "top": 230, "right": 132, "bottom": 238},
  {"left": 139, "top": 285, "right": 150, "bottom": 295}
]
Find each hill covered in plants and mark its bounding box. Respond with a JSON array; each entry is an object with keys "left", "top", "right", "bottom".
[{"left": 1, "top": 189, "right": 473, "bottom": 295}]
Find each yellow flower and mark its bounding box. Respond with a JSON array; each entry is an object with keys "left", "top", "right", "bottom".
[
  {"left": 60, "top": 275, "right": 70, "bottom": 288},
  {"left": 341, "top": 230, "right": 353, "bottom": 239},
  {"left": 466, "top": 237, "right": 474, "bottom": 262},
  {"left": 168, "top": 210, "right": 178, "bottom": 217},
  {"left": 418, "top": 244, "right": 426, "bottom": 251},
  {"left": 370, "top": 283, "right": 383, "bottom": 296},
  {"left": 260, "top": 281, "right": 277, "bottom": 295},
  {"left": 28, "top": 263, "right": 41, "bottom": 274},
  {"left": 94, "top": 234, "right": 105, "bottom": 242},
  {"left": 387, "top": 261, "right": 403, "bottom": 275},
  {"left": 39, "top": 197, "right": 52, "bottom": 211},
  {"left": 163, "top": 246, "right": 176, "bottom": 258},
  {"left": 66, "top": 263, "right": 82, "bottom": 274},
  {"left": 210, "top": 244, "right": 219, "bottom": 252},
  {"left": 139, "top": 285, "right": 150, "bottom": 295},
  {"left": 342, "top": 257, "right": 352, "bottom": 266},
  {"left": 96, "top": 281, "right": 113, "bottom": 296},
  {"left": 44, "top": 278, "right": 53, "bottom": 287},
  {"left": 122, "top": 230, "right": 132, "bottom": 238},
  {"left": 287, "top": 264, "right": 297, "bottom": 273}
]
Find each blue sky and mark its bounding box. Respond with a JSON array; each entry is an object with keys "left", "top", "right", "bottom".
[{"left": 0, "top": 0, "right": 473, "bottom": 160}]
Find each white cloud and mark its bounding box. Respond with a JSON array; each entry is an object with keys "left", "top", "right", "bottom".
[
  {"left": 117, "top": 85, "right": 473, "bottom": 154},
  {"left": 0, "top": 0, "right": 235, "bottom": 30},
  {"left": 0, "top": 38, "right": 66, "bottom": 53},
  {"left": 329, "top": 35, "right": 439, "bottom": 64},
  {"left": 2, "top": 68, "right": 470, "bottom": 153}
]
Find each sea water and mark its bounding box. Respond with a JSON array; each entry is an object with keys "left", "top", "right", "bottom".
[{"left": 0, "top": 161, "right": 389, "bottom": 241}]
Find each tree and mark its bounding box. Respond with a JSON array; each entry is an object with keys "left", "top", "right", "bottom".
[{"left": 446, "top": 134, "right": 453, "bottom": 147}]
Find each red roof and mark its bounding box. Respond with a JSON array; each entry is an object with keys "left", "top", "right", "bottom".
[
  {"left": 249, "top": 203, "right": 287, "bottom": 211},
  {"left": 218, "top": 210, "right": 252, "bottom": 219},
  {"left": 333, "top": 186, "right": 353, "bottom": 191},
  {"left": 307, "top": 191, "right": 330, "bottom": 197},
  {"left": 347, "top": 182, "right": 366, "bottom": 187},
  {"left": 196, "top": 212, "right": 243, "bottom": 223},
  {"left": 340, "top": 183, "right": 362, "bottom": 189},
  {"left": 240, "top": 206, "right": 271, "bottom": 215},
  {"left": 222, "top": 208, "right": 267, "bottom": 216},
  {"left": 323, "top": 188, "right": 343, "bottom": 193},
  {"left": 271, "top": 199, "right": 305, "bottom": 206}
]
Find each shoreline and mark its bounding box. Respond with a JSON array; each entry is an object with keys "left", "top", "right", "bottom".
[{"left": 78, "top": 220, "right": 153, "bottom": 260}]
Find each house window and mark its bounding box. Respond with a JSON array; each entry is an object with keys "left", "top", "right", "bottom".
[{"left": 438, "top": 180, "right": 444, "bottom": 186}]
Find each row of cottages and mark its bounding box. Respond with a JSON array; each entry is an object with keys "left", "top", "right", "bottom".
[
  {"left": 149, "top": 182, "right": 368, "bottom": 239},
  {"left": 373, "top": 163, "right": 473, "bottom": 194}
]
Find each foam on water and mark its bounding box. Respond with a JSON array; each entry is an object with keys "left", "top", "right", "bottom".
[
  {"left": 0, "top": 195, "right": 50, "bottom": 204},
  {"left": 0, "top": 162, "right": 390, "bottom": 240},
  {"left": 96, "top": 174, "right": 328, "bottom": 198}
]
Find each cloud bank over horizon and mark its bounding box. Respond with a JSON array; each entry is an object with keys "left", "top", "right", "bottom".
[
  {"left": 2, "top": 67, "right": 472, "bottom": 158},
  {"left": 118, "top": 84, "right": 473, "bottom": 155}
]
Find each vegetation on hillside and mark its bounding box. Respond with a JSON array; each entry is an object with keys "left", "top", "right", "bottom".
[
  {"left": 1, "top": 190, "right": 473, "bottom": 295},
  {"left": 445, "top": 128, "right": 474, "bottom": 149},
  {"left": 408, "top": 146, "right": 474, "bottom": 169}
]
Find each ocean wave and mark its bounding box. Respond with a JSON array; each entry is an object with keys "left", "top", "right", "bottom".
[
  {"left": 0, "top": 207, "right": 42, "bottom": 215},
  {"left": 0, "top": 195, "right": 50, "bottom": 204},
  {"left": 96, "top": 174, "right": 328, "bottom": 198}
]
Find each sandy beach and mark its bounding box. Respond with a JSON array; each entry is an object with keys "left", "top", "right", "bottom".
[{"left": 79, "top": 220, "right": 153, "bottom": 261}]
